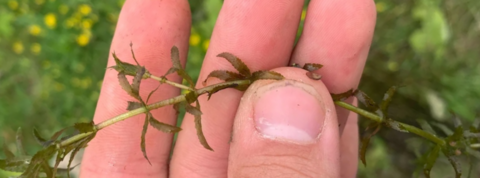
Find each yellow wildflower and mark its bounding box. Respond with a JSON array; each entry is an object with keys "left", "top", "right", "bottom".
[
  {"left": 301, "top": 9, "right": 307, "bottom": 21},
  {"left": 35, "top": 0, "right": 45, "bottom": 5},
  {"left": 44, "top": 13, "right": 57, "bottom": 29},
  {"left": 54, "top": 82, "right": 65, "bottom": 91},
  {"left": 8, "top": 0, "right": 18, "bottom": 10},
  {"left": 79, "top": 4, "right": 92, "bottom": 16},
  {"left": 376, "top": 2, "right": 386, "bottom": 13},
  {"left": 31, "top": 43, "right": 41, "bottom": 55},
  {"left": 12, "top": 42, "right": 24, "bottom": 54},
  {"left": 29, "top": 25, "right": 42, "bottom": 36},
  {"left": 202, "top": 39, "right": 210, "bottom": 51},
  {"left": 81, "top": 19, "right": 93, "bottom": 29},
  {"left": 189, "top": 33, "right": 201, "bottom": 46},
  {"left": 77, "top": 32, "right": 91, "bottom": 46},
  {"left": 59, "top": 4, "right": 69, "bottom": 15}
]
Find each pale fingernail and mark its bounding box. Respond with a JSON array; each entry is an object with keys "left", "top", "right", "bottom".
[{"left": 253, "top": 81, "right": 326, "bottom": 143}]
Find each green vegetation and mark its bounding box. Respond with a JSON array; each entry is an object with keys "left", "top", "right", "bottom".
[{"left": 0, "top": 0, "right": 479, "bottom": 177}]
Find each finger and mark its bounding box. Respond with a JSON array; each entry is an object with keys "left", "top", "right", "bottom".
[
  {"left": 228, "top": 67, "right": 340, "bottom": 177},
  {"left": 170, "top": 0, "right": 304, "bottom": 177},
  {"left": 80, "top": 1, "right": 191, "bottom": 177},
  {"left": 291, "top": 0, "right": 376, "bottom": 177}
]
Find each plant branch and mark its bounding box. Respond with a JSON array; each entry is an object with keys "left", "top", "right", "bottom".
[
  {"left": 59, "top": 79, "right": 251, "bottom": 147},
  {"left": 334, "top": 101, "right": 446, "bottom": 146},
  {"left": 149, "top": 75, "right": 194, "bottom": 91}
]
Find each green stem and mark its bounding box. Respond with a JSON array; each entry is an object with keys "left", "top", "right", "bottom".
[
  {"left": 59, "top": 79, "right": 251, "bottom": 147},
  {"left": 149, "top": 75, "right": 194, "bottom": 91},
  {"left": 334, "top": 101, "right": 445, "bottom": 146}
]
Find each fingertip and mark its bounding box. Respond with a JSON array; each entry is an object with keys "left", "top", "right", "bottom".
[{"left": 228, "top": 67, "right": 340, "bottom": 177}]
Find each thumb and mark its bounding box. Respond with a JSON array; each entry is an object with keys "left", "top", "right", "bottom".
[{"left": 228, "top": 67, "right": 340, "bottom": 178}]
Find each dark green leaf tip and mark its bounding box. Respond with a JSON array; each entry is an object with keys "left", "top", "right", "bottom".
[{"left": 217, "top": 52, "right": 251, "bottom": 77}]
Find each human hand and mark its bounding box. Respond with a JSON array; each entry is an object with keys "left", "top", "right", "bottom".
[{"left": 80, "top": 0, "right": 376, "bottom": 177}]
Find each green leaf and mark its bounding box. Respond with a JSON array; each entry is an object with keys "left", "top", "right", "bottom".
[
  {"left": 149, "top": 117, "right": 182, "bottom": 133},
  {"left": 385, "top": 119, "right": 409, "bottom": 133},
  {"left": 52, "top": 147, "right": 65, "bottom": 177},
  {"left": 203, "top": 70, "right": 245, "bottom": 86},
  {"left": 130, "top": 42, "right": 140, "bottom": 66},
  {"left": 127, "top": 101, "right": 143, "bottom": 111},
  {"left": 302, "top": 63, "right": 323, "bottom": 72},
  {"left": 424, "top": 145, "right": 440, "bottom": 178},
  {"left": 250, "top": 71, "right": 284, "bottom": 81},
  {"left": 21, "top": 145, "right": 56, "bottom": 178},
  {"left": 50, "top": 128, "right": 66, "bottom": 141},
  {"left": 118, "top": 72, "right": 134, "bottom": 97},
  {"left": 379, "top": 86, "right": 397, "bottom": 114},
  {"left": 67, "top": 134, "right": 95, "bottom": 178},
  {"left": 193, "top": 101, "right": 213, "bottom": 151},
  {"left": 416, "top": 119, "right": 437, "bottom": 135},
  {"left": 355, "top": 90, "right": 380, "bottom": 113},
  {"left": 184, "top": 103, "right": 203, "bottom": 116},
  {"left": 443, "top": 150, "right": 462, "bottom": 178},
  {"left": 146, "top": 84, "right": 161, "bottom": 103},
  {"left": 111, "top": 52, "right": 150, "bottom": 78},
  {"left": 360, "top": 124, "right": 381, "bottom": 166},
  {"left": 33, "top": 128, "right": 50, "bottom": 147},
  {"left": 305, "top": 72, "right": 322, "bottom": 80},
  {"left": 141, "top": 114, "right": 152, "bottom": 165},
  {"left": 170, "top": 46, "right": 182, "bottom": 69},
  {"left": 74, "top": 121, "right": 96, "bottom": 133},
  {"left": 331, "top": 89, "right": 354, "bottom": 101},
  {"left": 206, "top": 82, "right": 241, "bottom": 99},
  {"left": 3, "top": 144, "right": 14, "bottom": 160},
  {"left": 15, "top": 128, "right": 26, "bottom": 156},
  {"left": 131, "top": 67, "right": 146, "bottom": 97},
  {"left": 217, "top": 52, "right": 251, "bottom": 77}
]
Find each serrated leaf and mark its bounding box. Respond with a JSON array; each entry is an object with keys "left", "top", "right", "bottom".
[
  {"left": 21, "top": 145, "right": 56, "bottom": 178},
  {"left": 129, "top": 42, "right": 140, "bottom": 66},
  {"left": 184, "top": 103, "right": 202, "bottom": 116},
  {"left": 118, "top": 72, "right": 134, "bottom": 97},
  {"left": 355, "top": 90, "right": 379, "bottom": 112},
  {"left": 306, "top": 72, "right": 322, "bottom": 80},
  {"left": 40, "top": 159, "right": 53, "bottom": 178},
  {"left": 111, "top": 52, "right": 150, "bottom": 78},
  {"left": 131, "top": 67, "right": 146, "bottom": 96},
  {"left": 194, "top": 101, "right": 213, "bottom": 151},
  {"left": 164, "top": 67, "right": 178, "bottom": 76},
  {"left": 146, "top": 84, "right": 161, "bottom": 103},
  {"left": 50, "top": 128, "right": 66, "bottom": 141},
  {"left": 331, "top": 89, "right": 354, "bottom": 101},
  {"left": 15, "top": 128, "right": 26, "bottom": 156},
  {"left": 141, "top": 114, "right": 152, "bottom": 165},
  {"left": 149, "top": 117, "right": 182, "bottom": 133},
  {"left": 67, "top": 134, "right": 95, "bottom": 178},
  {"left": 303, "top": 63, "right": 323, "bottom": 72},
  {"left": 170, "top": 46, "right": 182, "bottom": 69},
  {"left": 178, "top": 69, "right": 195, "bottom": 87},
  {"left": 74, "top": 121, "right": 95, "bottom": 133},
  {"left": 250, "top": 71, "right": 284, "bottom": 81},
  {"left": 424, "top": 145, "right": 440, "bottom": 178},
  {"left": 33, "top": 128, "right": 50, "bottom": 147},
  {"left": 360, "top": 124, "right": 381, "bottom": 166},
  {"left": 443, "top": 150, "right": 462, "bottom": 178},
  {"left": 207, "top": 83, "right": 241, "bottom": 99},
  {"left": 127, "top": 101, "right": 143, "bottom": 111},
  {"left": 52, "top": 147, "right": 65, "bottom": 177},
  {"left": 432, "top": 123, "right": 454, "bottom": 136},
  {"left": 3, "top": 144, "right": 14, "bottom": 160},
  {"left": 217, "top": 52, "right": 251, "bottom": 77},
  {"left": 385, "top": 119, "right": 409, "bottom": 133},
  {"left": 416, "top": 119, "right": 437, "bottom": 135},
  {"left": 379, "top": 86, "right": 397, "bottom": 114},
  {"left": 203, "top": 70, "right": 245, "bottom": 86}
]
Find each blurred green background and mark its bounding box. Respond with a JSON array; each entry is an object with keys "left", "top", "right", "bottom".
[{"left": 0, "top": 0, "right": 479, "bottom": 177}]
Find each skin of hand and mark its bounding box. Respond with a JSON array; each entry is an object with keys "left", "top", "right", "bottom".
[{"left": 79, "top": 0, "right": 376, "bottom": 177}]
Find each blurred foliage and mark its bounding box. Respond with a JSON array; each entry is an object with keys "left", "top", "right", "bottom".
[{"left": 0, "top": 0, "right": 479, "bottom": 177}]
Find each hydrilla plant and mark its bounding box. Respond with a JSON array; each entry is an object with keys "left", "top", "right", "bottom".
[{"left": 1, "top": 45, "right": 479, "bottom": 178}]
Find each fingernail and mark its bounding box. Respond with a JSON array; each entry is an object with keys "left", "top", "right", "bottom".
[{"left": 254, "top": 81, "right": 326, "bottom": 143}]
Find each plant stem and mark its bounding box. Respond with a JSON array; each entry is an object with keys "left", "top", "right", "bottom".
[
  {"left": 149, "top": 75, "right": 194, "bottom": 91},
  {"left": 334, "top": 101, "right": 445, "bottom": 146},
  {"left": 59, "top": 80, "right": 251, "bottom": 147}
]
